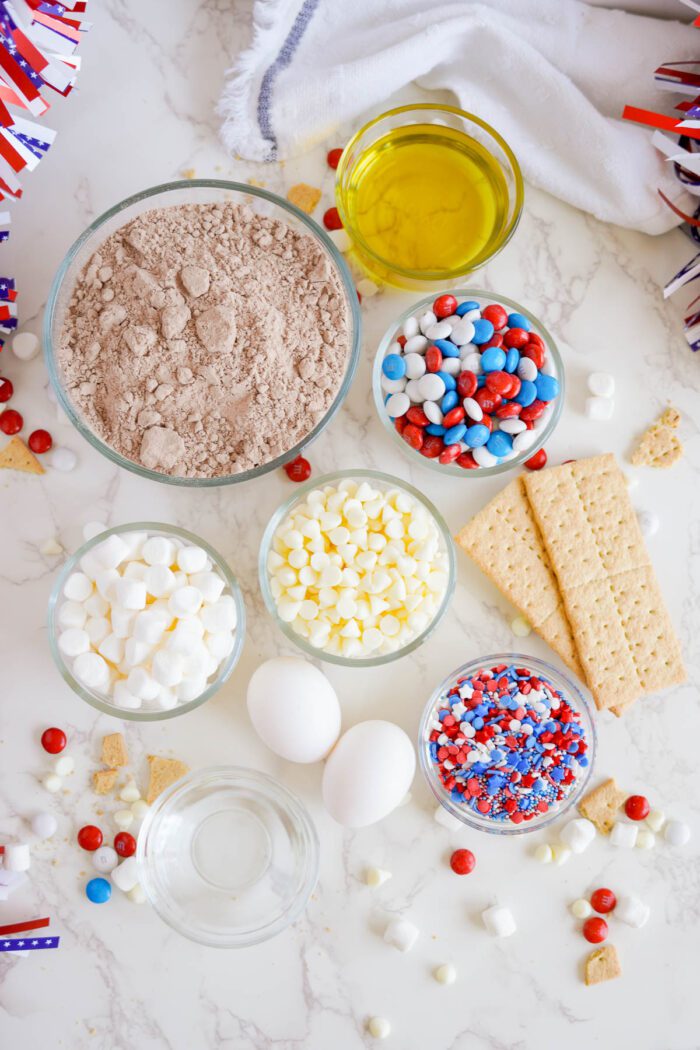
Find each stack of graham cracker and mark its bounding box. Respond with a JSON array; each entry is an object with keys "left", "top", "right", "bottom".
[{"left": 456, "top": 454, "right": 685, "bottom": 714}]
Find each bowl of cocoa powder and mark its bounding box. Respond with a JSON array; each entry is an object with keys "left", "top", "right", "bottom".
[{"left": 44, "top": 181, "right": 361, "bottom": 485}]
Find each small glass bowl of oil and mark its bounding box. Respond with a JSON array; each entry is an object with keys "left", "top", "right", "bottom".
[{"left": 335, "top": 104, "right": 523, "bottom": 289}]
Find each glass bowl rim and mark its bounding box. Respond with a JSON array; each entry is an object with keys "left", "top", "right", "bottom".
[
  {"left": 136, "top": 764, "right": 320, "bottom": 948},
  {"left": 372, "top": 288, "right": 565, "bottom": 479},
  {"left": 418, "top": 651, "right": 597, "bottom": 836},
  {"left": 335, "top": 102, "right": 524, "bottom": 282},
  {"left": 42, "top": 178, "right": 362, "bottom": 488},
  {"left": 47, "top": 521, "right": 246, "bottom": 721},
  {"left": 258, "top": 468, "right": 456, "bottom": 667}
]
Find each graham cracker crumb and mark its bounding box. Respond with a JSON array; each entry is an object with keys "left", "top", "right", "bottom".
[
  {"left": 92, "top": 769, "right": 118, "bottom": 795},
  {"left": 146, "top": 755, "right": 189, "bottom": 805},
  {"left": 578, "top": 778, "right": 626, "bottom": 835},
  {"left": 631, "top": 407, "right": 683, "bottom": 468},
  {"left": 585, "top": 944, "right": 622, "bottom": 985},
  {"left": 286, "top": 183, "right": 321, "bottom": 214},
  {"left": 101, "top": 732, "right": 128, "bottom": 768}
]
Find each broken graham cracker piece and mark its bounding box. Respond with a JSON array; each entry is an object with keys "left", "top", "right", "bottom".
[
  {"left": 455, "top": 476, "right": 585, "bottom": 680},
  {"left": 585, "top": 944, "right": 622, "bottom": 986},
  {"left": 578, "top": 777, "right": 627, "bottom": 834},
  {"left": 0, "top": 436, "right": 44, "bottom": 474},
  {"left": 523, "top": 454, "right": 685, "bottom": 712},
  {"left": 92, "top": 769, "right": 118, "bottom": 795},
  {"left": 286, "top": 183, "right": 322, "bottom": 214},
  {"left": 631, "top": 406, "right": 683, "bottom": 468},
  {"left": 146, "top": 755, "right": 189, "bottom": 805},
  {"left": 101, "top": 732, "right": 128, "bottom": 768}
]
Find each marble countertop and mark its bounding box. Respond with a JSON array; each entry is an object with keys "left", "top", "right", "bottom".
[{"left": 1, "top": 3, "right": 699, "bottom": 1048}]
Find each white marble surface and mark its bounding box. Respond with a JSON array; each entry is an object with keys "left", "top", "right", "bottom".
[{"left": 2, "top": 3, "right": 700, "bottom": 1048}]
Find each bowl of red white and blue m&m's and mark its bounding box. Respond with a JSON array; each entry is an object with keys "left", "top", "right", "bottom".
[
  {"left": 373, "top": 291, "right": 564, "bottom": 475},
  {"left": 418, "top": 655, "right": 596, "bottom": 835}
]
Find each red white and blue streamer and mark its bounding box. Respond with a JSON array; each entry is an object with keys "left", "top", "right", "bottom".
[{"left": 0, "top": 0, "right": 90, "bottom": 347}]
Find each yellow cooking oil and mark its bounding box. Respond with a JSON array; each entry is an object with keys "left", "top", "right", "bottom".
[{"left": 344, "top": 123, "right": 510, "bottom": 278}]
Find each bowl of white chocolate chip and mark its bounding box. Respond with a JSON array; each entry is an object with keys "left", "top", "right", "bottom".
[
  {"left": 48, "top": 523, "right": 245, "bottom": 720},
  {"left": 259, "top": 470, "right": 455, "bottom": 665}
]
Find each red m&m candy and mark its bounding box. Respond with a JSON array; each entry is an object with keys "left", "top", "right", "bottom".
[
  {"left": 77, "top": 825, "right": 103, "bottom": 852},
  {"left": 524, "top": 448, "right": 547, "bottom": 471},
  {"left": 450, "top": 848, "right": 476, "bottom": 875},
  {"left": 41, "top": 727, "right": 66, "bottom": 754},
  {"left": 114, "top": 832, "right": 137, "bottom": 858},
  {"left": 323, "top": 207, "right": 343, "bottom": 231},
  {"left": 28, "top": 429, "right": 53, "bottom": 454},
  {"left": 326, "top": 147, "right": 343, "bottom": 170},
  {"left": 624, "top": 795, "right": 650, "bottom": 821},
  {"left": 481, "top": 304, "right": 507, "bottom": 330},
  {"left": 433, "top": 294, "right": 458, "bottom": 319},
  {"left": 0, "top": 408, "right": 22, "bottom": 435},
  {"left": 284, "top": 456, "right": 311, "bottom": 482},
  {"left": 0, "top": 376, "right": 12, "bottom": 402},
  {"left": 583, "top": 917, "right": 608, "bottom": 944},
  {"left": 590, "top": 888, "right": 616, "bottom": 914}
]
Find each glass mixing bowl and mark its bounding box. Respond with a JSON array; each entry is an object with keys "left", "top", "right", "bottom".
[
  {"left": 418, "top": 654, "right": 596, "bottom": 836},
  {"left": 335, "top": 104, "right": 523, "bottom": 289},
  {"left": 259, "top": 469, "right": 456, "bottom": 667},
  {"left": 43, "top": 180, "right": 361, "bottom": 487},
  {"left": 137, "top": 766, "right": 320, "bottom": 947},
  {"left": 373, "top": 290, "right": 564, "bottom": 478},
  {"left": 47, "top": 522, "right": 245, "bottom": 721}
]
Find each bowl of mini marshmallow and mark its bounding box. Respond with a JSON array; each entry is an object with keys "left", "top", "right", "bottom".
[{"left": 47, "top": 522, "right": 245, "bottom": 720}]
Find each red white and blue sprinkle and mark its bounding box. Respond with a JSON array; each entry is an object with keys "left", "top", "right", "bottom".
[{"left": 427, "top": 662, "right": 589, "bottom": 825}]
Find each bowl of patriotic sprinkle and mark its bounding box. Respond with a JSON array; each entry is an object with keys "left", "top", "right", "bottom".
[
  {"left": 373, "top": 290, "right": 564, "bottom": 475},
  {"left": 419, "top": 655, "right": 596, "bottom": 835}
]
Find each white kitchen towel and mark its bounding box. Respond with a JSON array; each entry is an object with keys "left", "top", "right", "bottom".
[{"left": 219, "top": 0, "right": 698, "bottom": 234}]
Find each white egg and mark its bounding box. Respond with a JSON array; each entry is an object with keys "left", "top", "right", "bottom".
[
  {"left": 322, "top": 720, "right": 415, "bottom": 828},
  {"left": 246, "top": 656, "right": 341, "bottom": 763}
]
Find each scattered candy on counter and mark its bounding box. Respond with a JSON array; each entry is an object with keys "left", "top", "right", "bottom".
[
  {"left": 482, "top": 904, "right": 517, "bottom": 938},
  {"left": 30, "top": 813, "right": 57, "bottom": 840},
  {"left": 267, "top": 477, "right": 450, "bottom": 659},
  {"left": 41, "top": 727, "right": 67, "bottom": 755},
  {"left": 85, "top": 877, "right": 111, "bottom": 904},
  {"left": 590, "top": 887, "right": 616, "bottom": 914},
  {"left": 510, "top": 615, "right": 531, "bottom": 638},
  {"left": 664, "top": 818, "right": 691, "bottom": 847},
  {"left": 426, "top": 662, "right": 589, "bottom": 826},
  {"left": 365, "top": 867, "right": 392, "bottom": 888},
  {"left": 326, "top": 147, "right": 343, "bottom": 170},
  {"left": 533, "top": 843, "right": 553, "bottom": 864},
  {"left": 570, "top": 898, "right": 593, "bottom": 919},
  {"left": 636, "top": 510, "right": 660, "bottom": 539},
  {"left": 367, "top": 1017, "right": 391, "bottom": 1040},
  {"left": 449, "top": 849, "right": 475, "bottom": 875},
  {"left": 585, "top": 371, "right": 615, "bottom": 421},
  {"left": 283, "top": 454, "right": 312, "bottom": 483},
  {"left": 77, "top": 825, "right": 103, "bottom": 851},
  {"left": 583, "top": 916, "right": 608, "bottom": 944},
  {"left": 558, "top": 818, "right": 596, "bottom": 854},
  {"left": 54, "top": 529, "right": 238, "bottom": 711},
  {"left": 615, "top": 894, "right": 650, "bottom": 928},
  {"left": 11, "top": 332, "right": 39, "bottom": 361},
  {"left": 383, "top": 916, "right": 419, "bottom": 953},
  {"left": 378, "top": 295, "right": 559, "bottom": 472}
]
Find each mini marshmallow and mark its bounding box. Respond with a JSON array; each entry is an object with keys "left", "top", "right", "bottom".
[
  {"left": 114, "top": 810, "right": 135, "bottom": 831},
  {"left": 551, "top": 843, "right": 571, "bottom": 866},
  {"left": 123, "top": 561, "right": 149, "bottom": 581},
  {"left": 384, "top": 917, "right": 419, "bottom": 953},
  {"left": 615, "top": 893, "right": 650, "bottom": 928},
  {"left": 79, "top": 549, "right": 103, "bottom": 581},
  {"left": 95, "top": 568, "right": 119, "bottom": 601},
  {"left": 152, "top": 650, "right": 186, "bottom": 687},
  {"left": 113, "top": 680, "right": 142, "bottom": 710},
  {"left": 200, "top": 595, "right": 237, "bottom": 633},
  {"left": 30, "top": 812, "right": 57, "bottom": 840},
  {"left": 126, "top": 667, "right": 160, "bottom": 701},
  {"left": 142, "top": 536, "right": 175, "bottom": 566},
  {"left": 52, "top": 755, "right": 75, "bottom": 776},
  {"left": 585, "top": 396, "right": 615, "bottom": 421},
  {"left": 111, "top": 606, "right": 137, "bottom": 639},
  {"left": 176, "top": 673, "right": 208, "bottom": 703},
  {"left": 482, "top": 904, "right": 517, "bottom": 938},
  {"left": 611, "top": 822, "right": 638, "bottom": 848},
  {"left": 58, "top": 627, "right": 90, "bottom": 658},
  {"left": 168, "top": 586, "right": 203, "bottom": 618},
  {"left": 133, "top": 609, "right": 168, "bottom": 645},
  {"left": 664, "top": 819, "right": 691, "bottom": 847},
  {"left": 128, "top": 883, "right": 146, "bottom": 904},
  {"left": 111, "top": 856, "right": 139, "bottom": 892},
  {"left": 49, "top": 447, "right": 78, "bottom": 472},
  {"left": 63, "top": 571, "right": 93, "bottom": 602},
  {"left": 205, "top": 632, "right": 235, "bottom": 662},
  {"left": 365, "top": 867, "right": 392, "bottom": 888},
  {"left": 533, "top": 843, "right": 553, "bottom": 864},
  {"left": 40, "top": 537, "right": 64, "bottom": 557},
  {"left": 113, "top": 578, "right": 147, "bottom": 610},
  {"left": 434, "top": 963, "right": 457, "bottom": 985},
  {"left": 367, "top": 1018, "right": 391, "bottom": 1040},
  {"left": 155, "top": 687, "right": 178, "bottom": 709},
  {"left": 433, "top": 804, "right": 464, "bottom": 831},
  {"left": 92, "top": 846, "right": 119, "bottom": 874},
  {"left": 94, "top": 534, "right": 130, "bottom": 569},
  {"left": 85, "top": 616, "right": 110, "bottom": 645},
  {"left": 42, "top": 773, "right": 62, "bottom": 793},
  {"left": 176, "top": 545, "right": 208, "bottom": 574},
  {"left": 98, "top": 633, "right": 124, "bottom": 664},
  {"left": 189, "top": 571, "right": 225, "bottom": 603},
  {"left": 647, "top": 809, "right": 665, "bottom": 833},
  {"left": 84, "top": 593, "right": 109, "bottom": 618},
  {"left": 83, "top": 521, "right": 107, "bottom": 541},
  {"left": 119, "top": 780, "right": 141, "bottom": 803},
  {"left": 3, "top": 842, "right": 30, "bottom": 872},
  {"left": 144, "top": 564, "right": 176, "bottom": 598},
  {"left": 570, "top": 899, "right": 593, "bottom": 919},
  {"left": 58, "top": 600, "right": 87, "bottom": 630},
  {"left": 587, "top": 372, "right": 615, "bottom": 399},
  {"left": 558, "top": 818, "right": 596, "bottom": 854},
  {"left": 121, "top": 531, "right": 148, "bottom": 559}
]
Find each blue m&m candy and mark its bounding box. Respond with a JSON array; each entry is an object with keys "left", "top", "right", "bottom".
[
  {"left": 486, "top": 431, "right": 513, "bottom": 458},
  {"left": 86, "top": 877, "right": 112, "bottom": 904},
  {"left": 481, "top": 347, "right": 506, "bottom": 372},
  {"left": 465, "top": 423, "right": 490, "bottom": 448},
  {"left": 535, "top": 373, "right": 560, "bottom": 402},
  {"left": 472, "top": 319, "right": 495, "bottom": 345},
  {"left": 514, "top": 380, "right": 537, "bottom": 407},
  {"left": 507, "top": 312, "right": 531, "bottom": 331},
  {"left": 382, "top": 354, "right": 406, "bottom": 380},
  {"left": 444, "top": 423, "right": 467, "bottom": 445},
  {"left": 455, "top": 300, "right": 480, "bottom": 316}
]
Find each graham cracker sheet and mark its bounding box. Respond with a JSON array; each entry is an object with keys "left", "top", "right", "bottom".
[
  {"left": 524, "top": 454, "right": 686, "bottom": 711},
  {"left": 455, "top": 476, "right": 584, "bottom": 680}
]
